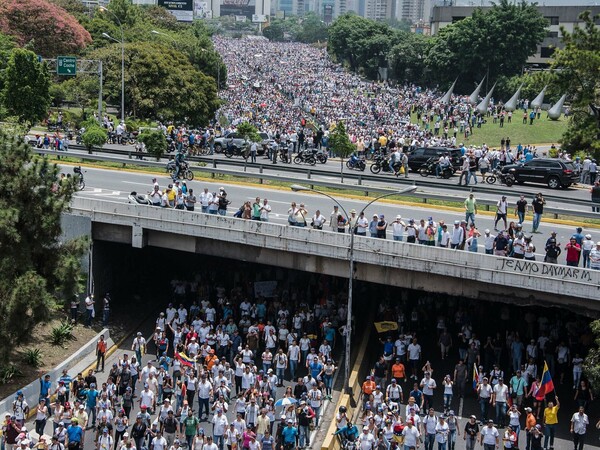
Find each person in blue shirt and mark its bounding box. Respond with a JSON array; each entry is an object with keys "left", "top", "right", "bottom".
[
  {"left": 281, "top": 420, "right": 298, "bottom": 450},
  {"left": 59, "top": 369, "right": 73, "bottom": 401},
  {"left": 40, "top": 375, "right": 52, "bottom": 411},
  {"left": 80, "top": 383, "right": 99, "bottom": 427},
  {"left": 309, "top": 359, "right": 323, "bottom": 380},
  {"left": 66, "top": 420, "right": 84, "bottom": 450},
  {"left": 334, "top": 421, "right": 360, "bottom": 442}
]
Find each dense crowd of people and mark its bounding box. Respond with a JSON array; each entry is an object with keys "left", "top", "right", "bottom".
[
  {"left": 2, "top": 275, "right": 349, "bottom": 450},
  {"left": 336, "top": 299, "right": 598, "bottom": 450}
]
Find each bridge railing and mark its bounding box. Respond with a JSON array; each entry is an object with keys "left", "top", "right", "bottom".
[{"left": 69, "top": 197, "right": 600, "bottom": 305}]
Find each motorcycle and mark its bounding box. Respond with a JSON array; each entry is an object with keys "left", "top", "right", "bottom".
[
  {"left": 486, "top": 167, "right": 515, "bottom": 187},
  {"left": 73, "top": 166, "right": 85, "bottom": 191},
  {"left": 419, "top": 158, "right": 454, "bottom": 179},
  {"left": 224, "top": 144, "right": 249, "bottom": 159},
  {"left": 294, "top": 149, "right": 316, "bottom": 166},
  {"left": 370, "top": 155, "right": 399, "bottom": 175},
  {"left": 128, "top": 191, "right": 152, "bottom": 205},
  {"left": 315, "top": 148, "right": 328, "bottom": 164},
  {"left": 345, "top": 155, "right": 366, "bottom": 171},
  {"left": 166, "top": 160, "right": 194, "bottom": 181}
]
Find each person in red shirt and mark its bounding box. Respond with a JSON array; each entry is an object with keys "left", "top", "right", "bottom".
[{"left": 565, "top": 238, "right": 581, "bottom": 267}]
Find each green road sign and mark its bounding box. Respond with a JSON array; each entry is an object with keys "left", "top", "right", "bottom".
[{"left": 57, "top": 56, "right": 77, "bottom": 76}]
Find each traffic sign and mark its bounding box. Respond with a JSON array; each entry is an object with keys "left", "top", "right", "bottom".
[{"left": 57, "top": 56, "right": 77, "bottom": 76}]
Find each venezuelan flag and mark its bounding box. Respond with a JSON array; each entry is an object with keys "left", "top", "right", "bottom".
[
  {"left": 472, "top": 364, "right": 479, "bottom": 391},
  {"left": 175, "top": 352, "right": 196, "bottom": 368},
  {"left": 538, "top": 361, "right": 555, "bottom": 397}
]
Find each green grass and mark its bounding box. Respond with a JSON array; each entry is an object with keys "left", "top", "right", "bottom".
[{"left": 411, "top": 113, "right": 569, "bottom": 148}]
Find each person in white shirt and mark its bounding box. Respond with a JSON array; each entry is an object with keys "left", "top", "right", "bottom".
[
  {"left": 420, "top": 373, "right": 437, "bottom": 411},
  {"left": 492, "top": 379, "right": 509, "bottom": 428},
  {"left": 422, "top": 409, "right": 438, "bottom": 450},
  {"left": 450, "top": 221, "right": 465, "bottom": 250},
  {"left": 408, "top": 338, "right": 422, "bottom": 379},
  {"left": 494, "top": 196, "right": 509, "bottom": 231},
  {"left": 402, "top": 420, "right": 421, "bottom": 448},
  {"left": 97, "top": 428, "right": 114, "bottom": 450},
  {"left": 435, "top": 416, "right": 449, "bottom": 449},
  {"left": 483, "top": 230, "right": 496, "bottom": 255},
  {"left": 392, "top": 216, "right": 406, "bottom": 241},
  {"left": 358, "top": 427, "right": 375, "bottom": 450},
  {"left": 479, "top": 420, "right": 499, "bottom": 450},
  {"left": 570, "top": 406, "right": 589, "bottom": 450},
  {"left": 259, "top": 200, "right": 272, "bottom": 222},
  {"left": 212, "top": 410, "right": 228, "bottom": 450},
  {"left": 199, "top": 189, "right": 213, "bottom": 214},
  {"left": 201, "top": 436, "right": 218, "bottom": 450}
]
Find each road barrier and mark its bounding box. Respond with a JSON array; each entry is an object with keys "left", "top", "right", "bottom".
[{"left": 33, "top": 148, "right": 599, "bottom": 221}]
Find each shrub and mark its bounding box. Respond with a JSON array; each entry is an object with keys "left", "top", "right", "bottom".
[
  {"left": 138, "top": 129, "right": 167, "bottom": 161},
  {"left": 0, "top": 364, "right": 23, "bottom": 384},
  {"left": 23, "top": 348, "right": 42, "bottom": 368},
  {"left": 50, "top": 320, "right": 74, "bottom": 346},
  {"left": 81, "top": 125, "right": 107, "bottom": 153}
]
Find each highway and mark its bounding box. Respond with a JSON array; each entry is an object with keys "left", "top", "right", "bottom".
[
  {"left": 42, "top": 144, "right": 590, "bottom": 211},
  {"left": 67, "top": 165, "right": 600, "bottom": 260}
]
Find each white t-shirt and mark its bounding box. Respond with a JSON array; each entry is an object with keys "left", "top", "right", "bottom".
[
  {"left": 408, "top": 343, "right": 421, "bottom": 360},
  {"left": 402, "top": 426, "right": 420, "bottom": 447}
]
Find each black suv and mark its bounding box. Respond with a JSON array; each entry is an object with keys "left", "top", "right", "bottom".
[
  {"left": 407, "top": 147, "right": 463, "bottom": 172},
  {"left": 501, "top": 158, "right": 578, "bottom": 189}
]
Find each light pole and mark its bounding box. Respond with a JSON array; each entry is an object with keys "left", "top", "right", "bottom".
[
  {"left": 99, "top": 6, "right": 125, "bottom": 123},
  {"left": 151, "top": 30, "right": 179, "bottom": 49},
  {"left": 290, "top": 184, "right": 417, "bottom": 393}
]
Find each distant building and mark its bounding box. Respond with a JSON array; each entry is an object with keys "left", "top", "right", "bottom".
[
  {"left": 430, "top": 4, "right": 600, "bottom": 65},
  {"left": 365, "top": 0, "right": 395, "bottom": 20},
  {"left": 398, "top": 0, "right": 430, "bottom": 23}
]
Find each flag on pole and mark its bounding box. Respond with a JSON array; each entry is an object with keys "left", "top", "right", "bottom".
[
  {"left": 538, "top": 361, "right": 555, "bottom": 397},
  {"left": 473, "top": 364, "right": 479, "bottom": 391}
]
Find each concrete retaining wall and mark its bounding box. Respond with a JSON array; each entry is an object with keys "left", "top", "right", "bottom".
[{"left": 0, "top": 329, "right": 110, "bottom": 415}]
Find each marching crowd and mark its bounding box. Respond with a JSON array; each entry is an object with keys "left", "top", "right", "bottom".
[
  {"left": 335, "top": 298, "right": 598, "bottom": 450},
  {"left": 3, "top": 276, "right": 348, "bottom": 450}
]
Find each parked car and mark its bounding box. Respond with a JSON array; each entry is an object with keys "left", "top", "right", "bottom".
[
  {"left": 501, "top": 158, "right": 578, "bottom": 189},
  {"left": 214, "top": 131, "right": 272, "bottom": 155},
  {"left": 406, "top": 147, "right": 463, "bottom": 172}
]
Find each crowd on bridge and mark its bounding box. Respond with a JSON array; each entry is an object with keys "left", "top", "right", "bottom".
[{"left": 142, "top": 178, "right": 600, "bottom": 270}]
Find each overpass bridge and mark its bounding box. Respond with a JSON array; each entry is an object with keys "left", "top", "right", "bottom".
[{"left": 64, "top": 197, "right": 600, "bottom": 315}]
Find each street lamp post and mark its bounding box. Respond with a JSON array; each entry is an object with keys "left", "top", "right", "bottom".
[
  {"left": 151, "top": 30, "right": 179, "bottom": 49},
  {"left": 290, "top": 184, "right": 417, "bottom": 393},
  {"left": 99, "top": 7, "right": 125, "bottom": 123}
]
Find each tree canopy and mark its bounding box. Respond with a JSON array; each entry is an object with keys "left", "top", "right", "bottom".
[
  {"left": 426, "top": 0, "right": 547, "bottom": 89},
  {"left": 90, "top": 42, "right": 219, "bottom": 125},
  {"left": 0, "top": 0, "right": 91, "bottom": 57},
  {"left": 1, "top": 48, "right": 51, "bottom": 125},
  {"left": 0, "top": 132, "right": 85, "bottom": 361},
  {"left": 551, "top": 11, "right": 600, "bottom": 155}
]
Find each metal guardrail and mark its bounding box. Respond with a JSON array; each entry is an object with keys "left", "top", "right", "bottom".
[
  {"left": 59, "top": 143, "right": 594, "bottom": 208},
  {"left": 34, "top": 148, "right": 599, "bottom": 221}
]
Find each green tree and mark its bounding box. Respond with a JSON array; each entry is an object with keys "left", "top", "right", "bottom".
[
  {"left": 551, "top": 11, "right": 600, "bottom": 155},
  {"left": 327, "top": 14, "right": 393, "bottom": 78},
  {"left": 138, "top": 129, "right": 167, "bottom": 160},
  {"left": 425, "top": 0, "right": 547, "bottom": 89},
  {"left": 495, "top": 71, "right": 561, "bottom": 105},
  {"left": 263, "top": 21, "right": 285, "bottom": 41},
  {"left": 1, "top": 48, "right": 51, "bottom": 125},
  {"left": 296, "top": 13, "right": 328, "bottom": 43},
  {"left": 89, "top": 42, "right": 219, "bottom": 124},
  {"left": 61, "top": 75, "right": 99, "bottom": 116},
  {"left": 81, "top": 124, "right": 107, "bottom": 153},
  {"left": 0, "top": 131, "right": 85, "bottom": 361},
  {"left": 583, "top": 319, "right": 600, "bottom": 389},
  {"left": 389, "top": 32, "right": 430, "bottom": 83},
  {"left": 327, "top": 121, "right": 355, "bottom": 182}
]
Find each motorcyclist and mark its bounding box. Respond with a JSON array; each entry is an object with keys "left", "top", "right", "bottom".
[
  {"left": 436, "top": 153, "right": 450, "bottom": 178},
  {"left": 173, "top": 150, "right": 185, "bottom": 180},
  {"left": 334, "top": 420, "right": 360, "bottom": 448}
]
